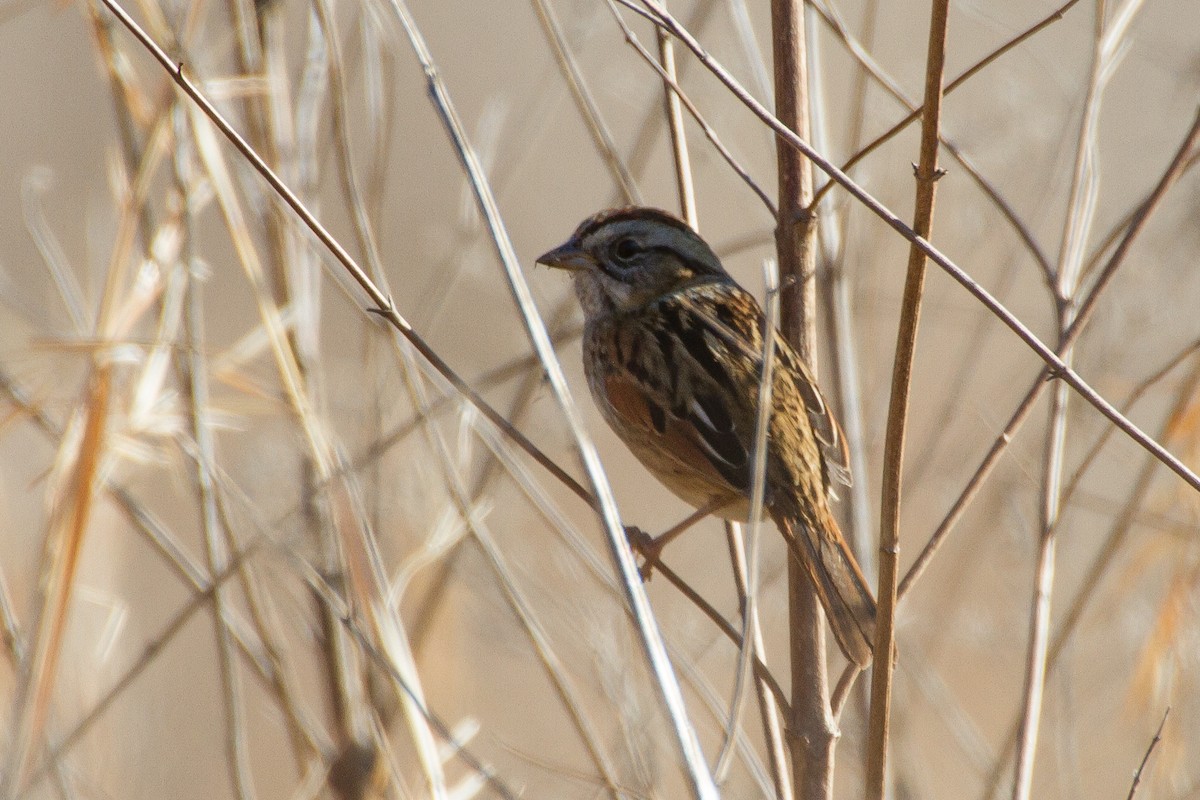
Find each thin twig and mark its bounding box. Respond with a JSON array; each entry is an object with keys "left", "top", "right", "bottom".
[
  {"left": 604, "top": 0, "right": 776, "bottom": 215},
  {"left": 531, "top": 0, "right": 642, "bottom": 204},
  {"left": 829, "top": 663, "right": 862, "bottom": 720},
  {"left": 715, "top": 261, "right": 780, "bottom": 781},
  {"left": 176, "top": 102, "right": 255, "bottom": 800},
  {"left": 1060, "top": 338, "right": 1200, "bottom": 507},
  {"left": 1126, "top": 709, "right": 1169, "bottom": 800},
  {"left": 723, "top": 522, "right": 792, "bottom": 800},
  {"left": 867, "top": 1, "right": 950, "bottom": 796},
  {"left": 656, "top": 0, "right": 695, "bottom": 224}
]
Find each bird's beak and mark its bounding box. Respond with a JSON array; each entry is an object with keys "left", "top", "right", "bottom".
[{"left": 536, "top": 239, "right": 591, "bottom": 271}]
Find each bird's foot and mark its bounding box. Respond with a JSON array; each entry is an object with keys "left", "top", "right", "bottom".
[{"left": 624, "top": 525, "right": 665, "bottom": 581}]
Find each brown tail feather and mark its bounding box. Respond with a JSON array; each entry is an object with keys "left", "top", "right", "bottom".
[{"left": 774, "top": 511, "right": 876, "bottom": 666}]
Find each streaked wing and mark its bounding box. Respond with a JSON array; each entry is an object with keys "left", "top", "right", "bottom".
[
  {"left": 779, "top": 346, "right": 852, "bottom": 489},
  {"left": 674, "top": 282, "right": 852, "bottom": 491}
]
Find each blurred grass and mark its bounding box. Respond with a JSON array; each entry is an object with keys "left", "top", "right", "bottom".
[{"left": 0, "top": 0, "right": 1198, "bottom": 798}]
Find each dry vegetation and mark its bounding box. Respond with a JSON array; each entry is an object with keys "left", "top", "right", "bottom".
[{"left": 0, "top": 0, "right": 1198, "bottom": 798}]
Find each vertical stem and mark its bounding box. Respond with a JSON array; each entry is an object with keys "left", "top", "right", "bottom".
[
  {"left": 867, "top": 1, "right": 951, "bottom": 797},
  {"left": 658, "top": 11, "right": 696, "bottom": 225},
  {"left": 1012, "top": 3, "right": 1132, "bottom": 791},
  {"left": 725, "top": 523, "right": 793, "bottom": 800},
  {"left": 772, "top": 0, "right": 816, "bottom": 358},
  {"left": 1011, "top": 378, "right": 1068, "bottom": 800},
  {"left": 807, "top": 0, "right": 877, "bottom": 603},
  {"left": 770, "top": 2, "right": 832, "bottom": 798}
]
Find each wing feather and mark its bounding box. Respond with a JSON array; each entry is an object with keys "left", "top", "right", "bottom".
[{"left": 675, "top": 285, "right": 852, "bottom": 490}]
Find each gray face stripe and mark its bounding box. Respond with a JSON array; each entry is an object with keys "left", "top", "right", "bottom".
[{"left": 582, "top": 218, "right": 726, "bottom": 281}]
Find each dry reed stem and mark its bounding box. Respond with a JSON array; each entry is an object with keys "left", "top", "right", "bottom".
[
  {"left": 531, "top": 0, "right": 642, "bottom": 204},
  {"left": 396, "top": 352, "right": 625, "bottom": 798},
  {"left": 606, "top": 0, "right": 777, "bottom": 215},
  {"left": 622, "top": 1, "right": 734, "bottom": 190},
  {"left": 385, "top": 2, "right": 717, "bottom": 791},
  {"left": 178, "top": 133, "right": 256, "bottom": 800},
  {"left": 724, "top": 520, "right": 793, "bottom": 800},
  {"left": 899, "top": 107, "right": 1200, "bottom": 601},
  {"left": 979, "top": 349, "right": 1200, "bottom": 800},
  {"left": 1010, "top": 4, "right": 1146, "bottom": 793},
  {"left": 715, "top": 261, "right": 780, "bottom": 782},
  {"left": 656, "top": 2, "right": 695, "bottom": 226},
  {"left": 867, "top": 0, "right": 950, "bottom": 795}
]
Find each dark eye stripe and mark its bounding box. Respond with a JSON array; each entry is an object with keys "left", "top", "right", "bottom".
[{"left": 597, "top": 245, "right": 680, "bottom": 281}]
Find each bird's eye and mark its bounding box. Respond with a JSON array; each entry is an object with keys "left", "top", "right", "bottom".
[{"left": 613, "top": 238, "right": 642, "bottom": 262}]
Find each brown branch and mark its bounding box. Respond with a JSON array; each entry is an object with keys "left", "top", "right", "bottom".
[
  {"left": 766, "top": 2, "right": 836, "bottom": 798},
  {"left": 1126, "top": 709, "right": 1170, "bottom": 800},
  {"left": 866, "top": 1, "right": 950, "bottom": 797}
]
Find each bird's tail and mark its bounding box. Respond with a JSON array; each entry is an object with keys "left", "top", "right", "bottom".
[{"left": 774, "top": 510, "right": 877, "bottom": 667}]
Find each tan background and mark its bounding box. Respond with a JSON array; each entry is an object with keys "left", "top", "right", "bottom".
[{"left": 1, "top": 0, "right": 1198, "bottom": 798}]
